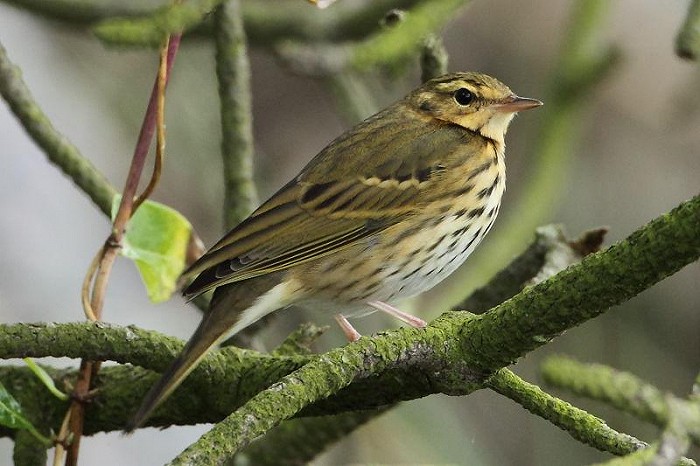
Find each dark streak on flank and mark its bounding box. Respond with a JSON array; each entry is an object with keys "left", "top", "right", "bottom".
[
  {"left": 476, "top": 184, "right": 495, "bottom": 199},
  {"left": 402, "top": 268, "right": 422, "bottom": 280},
  {"left": 400, "top": 247, "right": 424, "bottom": 269},
  {"left": 451, "top": 224, "right": 472, "bottom": 238},
  {"left": 455, "top": 183, "right": 476, "bottom": 197},
  {"left": 467, "top": 206, "right": 486, "bottom": 219},
  {"left": 426, "top": 235, "right": 447, "bottom": 253},
  {"left": 454, "top": 208, "right": 468, "bottom": 218},
  {"left": 467, "top": 160, "right": 492, "bottom": 180}
]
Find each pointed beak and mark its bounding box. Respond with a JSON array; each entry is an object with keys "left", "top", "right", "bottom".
[{"left": 491, "top": 95, "right": 543, "bottom": 113}]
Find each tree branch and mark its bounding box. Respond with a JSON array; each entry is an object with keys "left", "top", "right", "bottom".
[
  {"left": 462, "top": 194, "right": 699, "bottom": 371},
  {"left": 0, "top": 40, "right": 117, "bottom": 216},
  {"left": 275, "top": 0, "right": 469, "bottom": 76},
  {"left": 675, "top": 0, "right": 700, "bottom": 60},
  {"left": 0, "top": 195, "right": 697, "bottom": 458},
  {"left": 487, "top": 369, "right": 649, "bottom": 456},
  {"left": 541, "top": 356, "right": 700, "bottom": 446},
  {"left": 213, "top": 0, "right": 257, "bottom": 231},
  {"left": 170, "top": 196, "right": 699, "bottom": 463}
]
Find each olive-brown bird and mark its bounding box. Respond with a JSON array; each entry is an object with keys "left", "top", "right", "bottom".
[{"left": 126, "top": 72, "right": 541, "bottom": 431}]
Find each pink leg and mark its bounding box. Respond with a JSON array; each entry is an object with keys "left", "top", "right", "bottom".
[
  {"left": 367, "top": 301, "right": 427, "bottom": 328},
  {"left": 335, "top": 314, "right": 361, "bottom": 342}
]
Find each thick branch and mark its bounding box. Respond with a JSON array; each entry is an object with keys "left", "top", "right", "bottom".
[
  {"left": 0, "top": 195, "right": 697, "bottom": 444},
  {"left": 170, "top": 195, "right": 699, "bottom": 463},
  {"left": 462, "top": 195, "right": 699, "bottom": 371}
]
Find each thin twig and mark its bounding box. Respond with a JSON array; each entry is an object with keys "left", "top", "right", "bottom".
[
  {"left": 540, "top": 356, "right": 700, "bottom": 446},
  {"left": 65, "top": 35, "right": 181, "bottom": 466},
  {"left": 133, "top": 36, "right": 170, "bottom": 211},
  {"left": 487, "top": 369, "right": 649, "bottom": 456},
  {"left": 0, "top": 41, "right": 117, "bottom": 216}
]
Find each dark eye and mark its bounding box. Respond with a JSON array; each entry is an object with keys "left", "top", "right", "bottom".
[{"left": 453, "top": 88, "right": 473, "bottom": 105}]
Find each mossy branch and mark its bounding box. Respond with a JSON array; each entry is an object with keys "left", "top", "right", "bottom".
[
  {"left": 541, "top": 356, "right": 700, "bottom": 446},
  {"left": 14, "top": 0, "right": 430, "bottom": 47},
  {"left": 93, "top": 0, "right": 227, "bottom": 47},
  {"left": 0, "top": 195, "right": 697, "bottom": 456},
  {"left": 168, "top": 195, "right": 699, "bottom": 463},
  {"left": 487, "top": 369, "right": 649, "bottom": 456},
  {"left": 0, "top": 41, "right": 117, "bottom": 216},
  {"left": 276, "top": 0, "right": 468, "bottom": 76}
]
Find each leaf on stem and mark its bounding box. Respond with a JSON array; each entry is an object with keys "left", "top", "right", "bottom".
[
  {"left": 112, "top": 196, "right": 192, "bottom": 302},
  {"left": 22, "top": 358, "right": 69, "bottom": 401}
]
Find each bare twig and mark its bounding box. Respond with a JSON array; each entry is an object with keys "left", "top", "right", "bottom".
[{"left": 66, "top": 35, "right": 181, "bottom": 466}]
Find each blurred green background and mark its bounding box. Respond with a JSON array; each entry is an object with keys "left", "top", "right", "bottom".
[{"left": 0, "top": 0, "right": 698, "bottom": 464}]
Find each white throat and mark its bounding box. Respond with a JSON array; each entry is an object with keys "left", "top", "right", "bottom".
[{"left": 479, "top": 112, "right": 516, "bottom": 144}]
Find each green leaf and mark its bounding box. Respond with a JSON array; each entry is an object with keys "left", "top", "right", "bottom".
[
  {"left": 0, "top": 381, "right": 34, "bottom": 430},
  {"left": 23, "top": 358, "right": 69, "bottom": 401},
  {"left": 0, "top": 382, "right": 53, "bottom": 446},
  {"left": 112, "top": 197, "right": 192, "bottom": 302}
]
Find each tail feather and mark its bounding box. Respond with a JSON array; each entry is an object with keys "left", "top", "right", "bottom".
[
  {"left": 125, "top": 276, "right": 292, "bottom": 432},
  {"left": 124, "top": 314, "right": 231, "bottom": 433}
]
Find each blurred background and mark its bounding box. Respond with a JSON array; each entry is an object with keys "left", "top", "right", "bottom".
[{"left": 0, "top": 0, "right": 698, "bottom": 464}]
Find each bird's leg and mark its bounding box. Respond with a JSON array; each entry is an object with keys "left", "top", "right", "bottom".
[
  {"left": 367, "top": 301, "right": 427, "bottom": 328},
  {"left": 335, "top": 314, "right": 362, "bottom": 342}
]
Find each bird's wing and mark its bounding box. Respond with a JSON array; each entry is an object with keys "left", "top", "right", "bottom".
[{"left": 183, "top": 106, "right": 471, "bottom": 298}]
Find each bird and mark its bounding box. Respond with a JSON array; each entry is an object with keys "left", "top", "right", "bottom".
[{"left": 126, "top": 71, "right": 542, "bottom": 431}]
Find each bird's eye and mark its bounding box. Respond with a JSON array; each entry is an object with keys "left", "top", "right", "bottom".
[{"left": 453, "top": 88, "right": 473, "bottom": 105}]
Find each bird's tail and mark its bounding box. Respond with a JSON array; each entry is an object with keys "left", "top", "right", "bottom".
[{"left": 125, "top": 276, "right": 291, "bottom": 432}]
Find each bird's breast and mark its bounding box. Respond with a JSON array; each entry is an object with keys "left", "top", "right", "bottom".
[{"left": 291, "top": 154, "right": 506, "bottom": 309}]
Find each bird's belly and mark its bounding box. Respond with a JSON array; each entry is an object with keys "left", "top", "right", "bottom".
[{"left": 295, "top": 201, "right": 501, "bottom": 310}]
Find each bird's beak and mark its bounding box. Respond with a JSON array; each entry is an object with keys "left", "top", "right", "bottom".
[{"left": 491, "top": 95, "right": 543, "bottom": 113}]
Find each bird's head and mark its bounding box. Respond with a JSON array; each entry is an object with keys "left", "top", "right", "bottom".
[{"left": 408, "top": 72, "right": 542, "bottom": 143}]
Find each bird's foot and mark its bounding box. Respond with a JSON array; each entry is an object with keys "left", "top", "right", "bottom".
[
  {"left": 335, "top": 314, "right": 362, "bottom": 342},
  {"left": 367, "top": 301, "right": 427, "bottom": 328}
]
